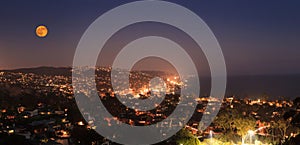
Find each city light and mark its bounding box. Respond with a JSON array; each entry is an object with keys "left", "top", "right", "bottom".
[
  {"left": 78, "top": 121, "right": 84, "bottom": 126},
  {"left": 0, "top": 68, "right": 299, "bottom": 144}
]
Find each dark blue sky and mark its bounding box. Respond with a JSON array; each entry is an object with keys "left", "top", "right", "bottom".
[{"left": 0, "top": 0, "right": 300, "bottom": 76}]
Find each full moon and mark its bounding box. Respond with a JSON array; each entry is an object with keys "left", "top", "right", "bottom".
[{"left": 35, "top": 25, "right": 48, "bottom": 38}]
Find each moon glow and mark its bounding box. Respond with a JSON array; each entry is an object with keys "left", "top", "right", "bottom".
[{"left": 36, "top": 25, "right": 48, "bottom": 38}]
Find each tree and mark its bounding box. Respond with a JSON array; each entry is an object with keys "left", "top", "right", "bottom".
[
  {"left": 294, "top": 97, "right": 300, "bottom": 108},
  {"left": 213, "top": 108, "right": 255, "bottom": 143},
  {"left": 215, "top": 131, "right": 240, "bottom": 144},
  {"left": 282, "top": 134, "right": 300, "bottom": 145},
  {"left": 272, "top": 119, "right": 291, "bottom": 144},
  {"left": 213, "top": 109, "right": 239, "bottom": 133},
  {"left": 233, "top": 116, "right": 256, "bottom": 138},
  {"left": 199, "top": 138, "right": 231, "bottom": 145},
  {"left": 174, "top": 129, "right": 201, "bottom": 145},
  {"left": 291, "top": 113, "right": 300, "bottom": 128},
  {"left": 268, "top": 118, "right": 294, "bottom": 145},
  {"left": 213, "top": 110, "right": 231, "bottom": 132}
]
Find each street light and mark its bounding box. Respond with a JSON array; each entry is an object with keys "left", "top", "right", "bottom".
[
  {"left": 248, "top": 130, "right": 255, "bottom": 144},
  {"left": 248, "top": 130, "right": 255, "bottom": 136},
  {"left": 210, "top": 130, "right": 213, "bottom": 144}
]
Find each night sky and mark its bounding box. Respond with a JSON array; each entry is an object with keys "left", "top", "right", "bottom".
[{"left": 0, "top": 0, "right": 300, "bottom": 76}]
